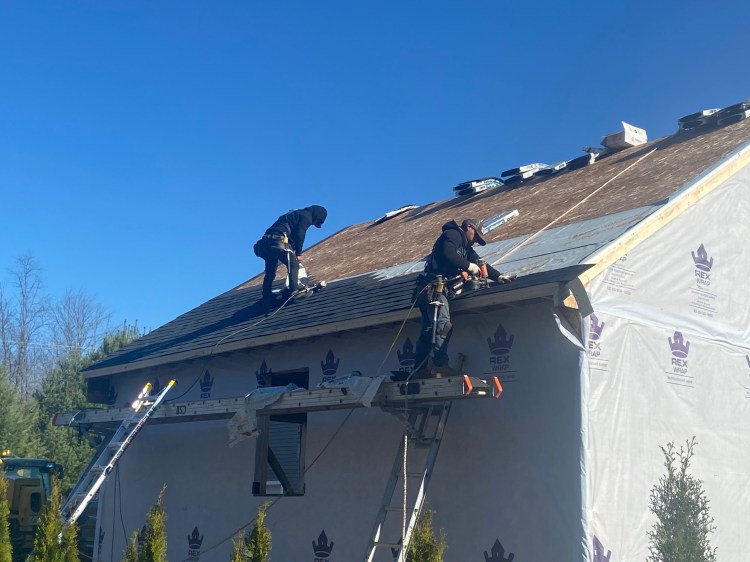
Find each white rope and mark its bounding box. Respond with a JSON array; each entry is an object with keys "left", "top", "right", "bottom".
[
  {"left": 490, "top": 147, "right": 658, "bottom": 267},
  {"left": 402, "top": 433, "right": 408, "bottom": 550}
]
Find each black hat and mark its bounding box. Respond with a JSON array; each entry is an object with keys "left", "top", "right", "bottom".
[{"left": 461, "top": 218, "right": 486, "bottom": 245}]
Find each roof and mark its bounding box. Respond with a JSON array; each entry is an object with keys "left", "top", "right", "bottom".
[{"left": 84, "top": 116, "right": 750, "bottom": 378}]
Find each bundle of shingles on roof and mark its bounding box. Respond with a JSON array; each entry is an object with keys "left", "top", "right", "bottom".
[
  {"left": 452, "top": 97, "right": 750, "bottom": 198},
  {"left": 677, "top": 100, "right": 750, "bottom": 132}
]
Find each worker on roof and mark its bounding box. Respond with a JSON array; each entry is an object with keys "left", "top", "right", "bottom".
[
  {"left": 412, "top": 218, "right": 514, "bottom": 378},
  {"left": 254, "top": 205, "right": 328, "bottom": 306}
]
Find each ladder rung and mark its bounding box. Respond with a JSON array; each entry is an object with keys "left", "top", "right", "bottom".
[
  {"left": 107, "top": 441, "right": 125, "bottom": 450},
  {"left": 90, "top": 466, "right": 106, "bottom": 475},
  {"left": 392, "top": 471, "right": 424, "bottom": 479},
  {"left": 385, "top": 506, "right": 404, "bottom": 512},
  {"left": 372, "top": 542, "right": 402, "bottom": 549}
]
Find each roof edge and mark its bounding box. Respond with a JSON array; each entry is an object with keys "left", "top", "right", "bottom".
[
  {"left": 83, "top": 281, "right": 565, "bottom": 379},
  {"left": 578, "top": 139, "right": 750, "bottom": 287}
]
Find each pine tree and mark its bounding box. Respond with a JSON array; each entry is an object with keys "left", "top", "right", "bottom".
[
  {"left": 61, "top": 521, "right": 80, "bottom": 562},
  {"left": 230, "top": 531, "right": 247, "bottom": 562},
  {"left": 140, "top": 485, "right": 168, "bottom": 562},
  {"left": 647, "top": 437, "right": 717, "bottom": 562},
  {"left": 407, "top": 510, "right": 447, "bottom": 562},
  {"left": 246, "top": 503, "right": 272, "bottom": 562},
  {"left": 0, "top": 474, "right": 13, "bottom": 562},
  {"left": 0, "top": 372, "right": 43, "bottom": 457},
  {"left": 30, "top": 475, "right": 64, "bottom": 562},
  {"left": 35, "top": 322, "right": 141, "bottom": 493},
  {"left": 121, "top": 531, "right": 140, "bottom": 562}
]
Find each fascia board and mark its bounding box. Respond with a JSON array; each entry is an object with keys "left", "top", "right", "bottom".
[
  {"left": 578, "top": 139, "right": 750, "bottom": 287},
  {"left": 83, "top": 282, "right": 562, "bottom": 379}
]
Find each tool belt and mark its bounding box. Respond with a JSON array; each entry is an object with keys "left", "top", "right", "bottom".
[
  {"left": 263, "top": 233, "right": 288, "bottom": 243},
  {"left": 414, "top": 273, "right": 465, "bottom": 302},
  {"left": 253, "top": 233, "right": 290, "bottom": 258}
]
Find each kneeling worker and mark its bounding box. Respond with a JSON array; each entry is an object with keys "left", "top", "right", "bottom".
[
  {"left": 254, "top": 205, "right": 328, "bottom": 306},
  {"left": 412, "top": 218, "right": 514, "bottom": 378}
]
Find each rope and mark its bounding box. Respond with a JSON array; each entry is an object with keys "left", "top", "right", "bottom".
[
  {"left": 188, "top": 147, "right": 660, "bottom": 559},
  {"left": 490, "top": 147, "right": 658, "bottom": 268},
  {"left": 402, "top": 433, "right": 408, "bottom": 549}
]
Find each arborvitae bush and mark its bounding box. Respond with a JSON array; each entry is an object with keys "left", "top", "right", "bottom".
[
  {"left": 230, "top": 531, "right": 247, "bottom": 562},
  {"left": 29, "top": 475, "right": 77, "bottom": 562},
  {"left": 140, "top": 486, "right": 168, "bottom": 562},
  {"left": 647, "top": 437, "right": 717, "bottom": 562},
  {"left": 120, "top": 531, "right": 140, "bottom": 562},
  {"left": 408, "top": 510, "right": 446, "bottom": 562},
  {"left": 0, "top": 475, "right": 12, "bottom": 562},
  {"left": 61, "top": 522, "right": 79, "bottom": 562},
  {"left": 246, "top": 503, "right": 272, "bottom": 562}
]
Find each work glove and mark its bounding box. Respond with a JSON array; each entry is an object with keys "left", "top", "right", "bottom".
[{"left": 467, "top": 262, "right": 481, "bottom": 276}]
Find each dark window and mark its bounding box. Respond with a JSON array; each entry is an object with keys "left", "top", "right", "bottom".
[{"left": 252, "top": 369, "right": 308, "bottom": 496}]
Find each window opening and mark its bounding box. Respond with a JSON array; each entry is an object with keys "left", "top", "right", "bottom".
[{"left": 252, "top": 369, "right": 309, "bottom": 496}]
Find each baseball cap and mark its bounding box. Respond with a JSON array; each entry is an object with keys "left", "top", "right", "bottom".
[{"left": 461, "top": 218, "right": 486, "bottom": 246}]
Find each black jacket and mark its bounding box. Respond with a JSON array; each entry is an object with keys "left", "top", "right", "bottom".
[
  {"left": 425, "top": 220, "right": 503, "bottom": 281},
  {"left": 264, "top": 205, "right": 328, "bottom": 256}
]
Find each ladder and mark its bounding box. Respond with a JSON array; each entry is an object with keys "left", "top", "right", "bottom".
[
  {"left": 60, "top": 379, "right": 176, "bottom": 529},
  {"left": 364, "top": 400, "right": 452, "bottom": 562}
]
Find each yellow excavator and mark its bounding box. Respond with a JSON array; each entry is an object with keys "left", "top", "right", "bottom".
[
  {"left": 1, "top": 449, "right": 63, "bottom": 561},
  {"left": 2, "top": 449, "right": 98, "bottom": 562}
]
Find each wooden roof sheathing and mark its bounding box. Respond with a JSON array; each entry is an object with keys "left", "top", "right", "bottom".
[{"left": 84, "top": 118, "right": 750, "bottom": 377}]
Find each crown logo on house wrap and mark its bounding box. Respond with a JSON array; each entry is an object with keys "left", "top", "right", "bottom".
[
  {"left": 200, "top": 370, "right": 214, "bottom": 393},
  {"left": 589, "top": 314, "right": 605, "bottom": 341},
  {"left": 484, "top": 539, "right": 515, "bottom": 561},
  {"left": 312, "top": 530, "right": 334, "bottom": 558},
  {"left": 669, "top": 331, "right": 690, "bottom": 358},
  {"left": 188, "top": 527, "right": 203, "bottom": 549},
  {"left": 487, "top": 324, "right": 515, "bottom": 356},
  {"left": 256, "top": 360, "right": 272, "bottom": 387},
  {"left": 397, "top": 337, "right": 416, "bottom": 367},
  {"left": 593, "top": 536, "right": 611, "bottom": 562},
  {"left": 321, "top": 349, "right": 340, "bottom": 378},
  {"left": 691, "top": 243, "right": 714, "bottom": 272}
]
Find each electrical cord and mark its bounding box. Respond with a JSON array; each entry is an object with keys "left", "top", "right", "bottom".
[
  {"left": 175, "top": 285, "right": 428, "bottom": 561},
  {"left": 177, "top": 408, "right": 356, "bottom": 561},
  {"left": 182, "top": 150, "right": 661, "bottom": 559},
  {"left": 164, "top": 290, "right": 298, "bottom": 405}
]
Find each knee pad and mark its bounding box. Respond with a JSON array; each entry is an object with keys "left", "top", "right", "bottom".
[{"left": 439, "top": 321, "right": 453, "bottom": 337}]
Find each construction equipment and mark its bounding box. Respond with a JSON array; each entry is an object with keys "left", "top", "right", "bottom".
[
  {"left": 1, "top": 450, "right": 63, "bottom": 562},
  {"left": 52, "top": 375, "right": 501, "bottom": 560},
  {"left": 53, "top": 375, "right": 501, "bottom": 429},
  {"left": 363, "top": 401, "right": 452, "bottom": 562},
  {"left": 60, "top": 380, "right": 176, "bottom": 532}
]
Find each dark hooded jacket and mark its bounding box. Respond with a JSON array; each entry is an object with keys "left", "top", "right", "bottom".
[
  {"left": 264, "top": 205, "right": 328, "bottom": 256},
  {"left": 425, "top": 220, "right": 503, "bottom": 281}
]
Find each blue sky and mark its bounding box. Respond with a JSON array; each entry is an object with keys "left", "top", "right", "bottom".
[{"left": 2, "top": 1, "right": 749, "bottom": 333}]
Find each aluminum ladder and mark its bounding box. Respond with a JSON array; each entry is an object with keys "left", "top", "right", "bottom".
[
  {"left": 60, "top": 379, "right": 176, "bottom": 530},
  {"left": 363, "top": 400, "right": 452, "bottom": 562}
]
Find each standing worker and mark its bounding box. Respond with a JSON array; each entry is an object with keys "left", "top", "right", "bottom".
[
  {"left": 412, "top": 218, "right": 514, "bottom": 378},
  {"left": 254, "top": 205, "right": 328, "bottom": 306}
]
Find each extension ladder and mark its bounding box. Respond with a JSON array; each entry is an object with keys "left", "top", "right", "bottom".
[
  {"left": 363, "top": 400, "right": 452, "bottom": 562},
  {"left": 61, "top": 380, "right": 176, "bottom": 529}
]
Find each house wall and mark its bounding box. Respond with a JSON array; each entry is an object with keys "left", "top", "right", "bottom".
[
  {"left": 583, "top": 162, "right": 750, "bottom": 560},
  {"left": 95, "top": 299, "right": 587, "bottom": 562}
]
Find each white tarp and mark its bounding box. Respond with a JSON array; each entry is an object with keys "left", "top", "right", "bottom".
[{"left": 583, "top": 161, "right": 750, "bottom": 560}]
